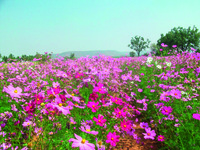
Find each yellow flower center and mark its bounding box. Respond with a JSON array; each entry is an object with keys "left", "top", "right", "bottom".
[
  {"left": 124, "top": 125, "right": 126, "bottom": 128},
  {"left": 98, "top": 120, "right": 101, "bottom": 123},
  {"left": 81, "top": 139, "right": 86, "bottom": 144},
  {"left": 119, "top": 112, "right": 121, "bottom": 114},
  {"left": 99, "top": 89, "right": 101, "bottom": 91},
  {"left": 160, "top": 137, "right": 163, "bottom": 139},
  {"left": 86, "top": 129, "right": 90, "bottom": 132},
  {"left": 14, "top": 90, "right": 18, "bottom": 93},
  {"left": 37, "top": 98, "right": 39, "bottom": 101},
  {"left": 59, "top": 103, "right": 62, "bottom": 107},
  {"left": 92, "top": 105, "right": 95, "bottom": 108},
  {"left": 72, "top": 93, "right": 74, "bottom": 96},
  {"left": 147, "top": 133, "right": 150, "bottom": 136},
  {"left": 111, "top": 138, "right": 114, "bottom": 140},
  {"left": 98, "top": 141, "right": 103, "bottom": 145},
  {"left": 27, "top": 123, "right": 30, "bottom": 125}
]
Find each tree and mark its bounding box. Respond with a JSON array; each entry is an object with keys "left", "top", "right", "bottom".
[
  {"left": 2, "top": 56, "right": 8, "bottom": 63},
  {"left": 128, "top": 35, "right": 151, "bottom": 57},
  {"left": 129, "top": 51, "right": 136, "bottom": 57},
  {"left": 150, "top": 43, "right": 159, "bottom": 55},
  {"left": 157, "top": 26, "right": 200, "bottom": 53}
]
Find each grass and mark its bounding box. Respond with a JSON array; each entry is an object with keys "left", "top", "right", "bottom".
[{"left": 0, "top": 49, "right": 200, "bottom": 150}]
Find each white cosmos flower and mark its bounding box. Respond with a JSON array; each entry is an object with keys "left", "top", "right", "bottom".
[
  {"left": 181, "top": 91, "right": 186, "bottom": 94},
  {"left": 157, "top": 65, "right": 162, "bottom": 69},
  {"left": 166, "top": 62, "right": 171, "bottom": 67},
  {"left": 146, "top": 57, "right": 153, "bottom": 64}
]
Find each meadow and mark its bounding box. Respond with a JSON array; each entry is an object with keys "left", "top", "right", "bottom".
[{"left": 0, "top": 47, "right": 200, "bottom": 150}]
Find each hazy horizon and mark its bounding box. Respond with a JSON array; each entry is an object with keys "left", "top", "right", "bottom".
[{"left": 0, "top": 0, "right": 200, "bottom": 57}]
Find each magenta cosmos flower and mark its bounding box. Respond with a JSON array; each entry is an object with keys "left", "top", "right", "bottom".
[
  {"left": 69, "top": 133, "right": 95, "bottom": 150},
  {"left": 160, "top": 106, "right": 173, "bottom": 116},
  {"left": 157, "top": 135, "right": 165, "bottom": 142},
  {"left": 106, "top": 132, "right": 120, "bottom": 147},
  {"left": 93, "top": 114, "right": 107, "bottom": 126},
  {"left": 113, "top": 108, "right": 126, "bottom": 119},
  {"left": 120, "top": 120, "right": 132, "bottom": 132},
  {"left": 193, "top": 113, "right": 200, "bottom": 120},
  {"left": 87, "top": 101, "right": 101, "bottom": 112},
  {"left": 93, "top": 82, "right": 107, "bottom": 94},
  {"left": 142, "top": 127, "right": 156, "bottom": 140}
]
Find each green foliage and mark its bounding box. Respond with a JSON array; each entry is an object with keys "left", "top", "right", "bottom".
[
  {"left": 64, "top": 53, "right": 76, "bottom": 60},
  {"left": 0, "top": 52, "right": 52, "bottom": 63},
  {"left": 128, "top": 35, "right": 151, "bottom": 57},
  {"left": 78, "top": 83, "right": 93, "bottom": 104}
]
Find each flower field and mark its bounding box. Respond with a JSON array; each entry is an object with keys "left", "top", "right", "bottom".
[{"left": 0, "top": 47, "right": 200, "bottom": 150}]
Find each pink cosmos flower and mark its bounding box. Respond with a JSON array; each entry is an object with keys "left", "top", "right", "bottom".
[
  {"left": 69, "top": 133, "right": 95, "bottom": 150},
  {"left": 172, "top": 45, "right": 177, "bottom": 48},
  {"left": 169, "top": 89, "right": 182, "bottom": 99},
  {"left": 87, "top": 101, "right": 101, "bottom": 112},
  {"left": 33, "top": 94, "right": 44, "bottom": 105},
  {"left": 121, "top": 74, "right": 128, "bottom": 81},
  {"left": 25, "top": 102, "right": 36, "bottom": 115},
  {"left": 110, "top": 96, "right": 123, "bottom": 105},
  {"left": 79, "top": 125, "right": 98, "bottom": 135},
  {"left": 161, "top": 43, "right": 168, "bottom": 47},
  {"left": 89, "top": 92, "right": 99, "bottom": 101},
  {"left": 105, "top": 132, "right": 120, "bottom": 147},
  {"left": 140, "top": 122, "right": 149, "bottom": 129},
  {"left": 138, "top": 89, "right": 143, "bottom": 92},
  {"left": 22, "top": 121, "right": 33, "bottom": 127},
  {"left": 3, "top": 84, "right": 23, "bottom": 98},
  {"left": 120, "top": 120, "right": 132, "bottom": 132},
  {"left": 93, "top": 114, "right": 107, "bottom": 126},
  {"left": 34, "top": 127, "right": 43, "bottom": 136},
  {"left": 193, "top": 113, "right": 200, "bottom": 120},
  {"left": 95, "top": 138, "right": 105, "bottom": 150},
  {"left": 1, "top": 143, "right": 11, "bottom": 149},
  {"left": 160, "top": 106, "right": 173, "bottom": 116},
  {"left": 142, "top": 127, "right": 156, "bottom": 140}
]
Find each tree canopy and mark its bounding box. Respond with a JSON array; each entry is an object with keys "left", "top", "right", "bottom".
[
  {"left": 157, "top": 26, "right": 200, "bottom": 53},
  {"left": 128, "top": 35, "right": 151, "bottom": 57}
]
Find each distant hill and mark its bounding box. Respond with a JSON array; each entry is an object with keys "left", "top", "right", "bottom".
[{"left": 51, "top": 50, "right": 150, "bottom": 59}]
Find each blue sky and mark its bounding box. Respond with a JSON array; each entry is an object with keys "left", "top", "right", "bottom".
[{"left": 0, "top": 0, "right": 200, "bottom": 57}]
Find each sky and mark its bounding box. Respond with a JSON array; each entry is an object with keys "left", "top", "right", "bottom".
[{"left": 0, "top": 0, "right": 200, "bottom": 57}]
